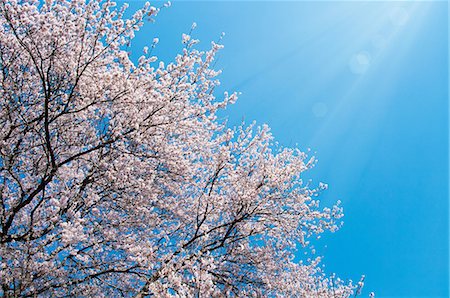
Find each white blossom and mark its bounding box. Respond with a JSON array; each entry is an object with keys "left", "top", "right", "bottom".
[{"left": 0, "top": 0, "right": 364, "bottom": 297}]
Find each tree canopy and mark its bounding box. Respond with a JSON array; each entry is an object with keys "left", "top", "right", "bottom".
[{"left": 0, "top": 0, "right": 361, "bottom": 296}]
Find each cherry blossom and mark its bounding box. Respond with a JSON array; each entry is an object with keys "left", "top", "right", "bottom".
[{"left": 0, "top": 0, "right": 363, "bottom": 296}]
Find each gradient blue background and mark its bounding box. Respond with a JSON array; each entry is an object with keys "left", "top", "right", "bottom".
[{"left": 125, "top": 1, "right": 449, "bottom": 297}]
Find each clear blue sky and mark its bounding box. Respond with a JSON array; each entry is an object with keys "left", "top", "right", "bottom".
[{"left": 125, "top": 1, "right": 449, "bottom": 297}]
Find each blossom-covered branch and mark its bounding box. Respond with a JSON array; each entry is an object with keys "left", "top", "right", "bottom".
[{"left": 0, "top": 0, "right": 360, "bottom": 296}]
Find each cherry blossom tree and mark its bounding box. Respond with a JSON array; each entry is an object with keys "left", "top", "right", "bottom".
[{"left": 0, "top": 0, "right": 361, "bottom": 296}]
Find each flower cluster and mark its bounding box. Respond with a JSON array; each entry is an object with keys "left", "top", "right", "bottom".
[{"left": 0, "top": 0, "right": 360, "bottom": 296}]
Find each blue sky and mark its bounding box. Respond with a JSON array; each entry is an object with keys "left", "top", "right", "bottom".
[{"left": 125, "top": 1, "right": 449, "bottom": 297}]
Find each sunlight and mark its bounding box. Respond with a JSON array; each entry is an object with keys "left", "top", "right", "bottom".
[{"left": 308, "top": 1, "right": 430, "bottom": 149}]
